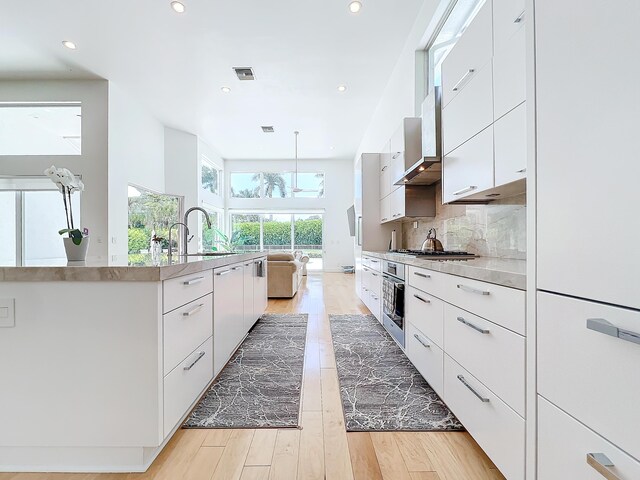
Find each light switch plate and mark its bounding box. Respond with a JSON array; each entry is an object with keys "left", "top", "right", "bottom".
[{"left": 0, "top": 299, "right": 15, "bottom": 327}]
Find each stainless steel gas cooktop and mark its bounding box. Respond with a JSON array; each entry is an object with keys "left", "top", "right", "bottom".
[{"left": 390, "top": 249, "right": 478, "bottom": 260}]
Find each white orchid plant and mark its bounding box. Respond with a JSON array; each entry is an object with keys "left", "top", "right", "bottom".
[{"left": 44, "top": 165, "right": 87, "bottom": 245}]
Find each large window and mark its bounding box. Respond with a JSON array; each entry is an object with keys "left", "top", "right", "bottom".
[
  {"left": 230, "top": 172, "right": 324, "bottom": 199},
  {"left": 201, "top": 156, "right": 222, "bottom": 196},
  {"left": 200, "top": 204, "right": 223, "bottom": 252},
  {"left": 230, "top": 211, "right": 324, "bottom": 270},
  {"left": 127, "top": 185, "right": 182, "bottom": 260}
]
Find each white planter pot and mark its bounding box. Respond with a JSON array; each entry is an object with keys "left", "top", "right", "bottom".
[{"left": 63, "top": 236, "right": 90, "bottom": 262}]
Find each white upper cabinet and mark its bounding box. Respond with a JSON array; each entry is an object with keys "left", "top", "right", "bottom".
[
  {"left": 380, "top": 195, "right": 391, "bottom": 224},
  {"left": 390, "top": 187, "right": 406, "bottom": 220},
  {"left": 493, "top": 0, "right": 525, "bottom": 51},
  {"left": 441, "top": 1, "right": 493, "bottom": 109},
  {"left": 379, "top": 145, "right": 391, "bottom": 200},
  {"left": 493, "top": 24, "right": 526, "bottom": 120},
  {"left": 536, "top": 0, "right": 640, "bottom": 309},
  {"left": 494, "top": 102, "right": 526, "bottom": 187}
]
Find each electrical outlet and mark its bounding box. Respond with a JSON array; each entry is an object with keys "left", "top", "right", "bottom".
[
  {"left": 413, "top": 221, "right": 418, "bottom": 229},
  {"left": 0, "top": 299, "right": 15, "bottom": 328}
]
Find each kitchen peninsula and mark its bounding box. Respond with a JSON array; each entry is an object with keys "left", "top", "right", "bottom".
[{"left": 0, "top": 252, "right": 267, "bottom": 472}]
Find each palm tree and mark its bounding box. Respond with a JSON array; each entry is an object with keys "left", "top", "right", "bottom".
[
  {"left": 253, "top": 173, "right": 287, "bottom": 198},
  {"left": 231, "top": 187, "right": 260, "bottom": 198},
  {"left": 314, "top": 173, "right": 325, "bottom": 197}
]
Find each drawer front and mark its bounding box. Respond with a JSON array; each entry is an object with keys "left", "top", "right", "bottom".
[
  {"left": 406, "top": 322, "right": 444, "bottom": 398},
  {"left": 369, "top": 270, "right": 382, "bottom": 297},
  {"left": 163, "top": 293, "right": 213, "bottom": 375},
  {"left": 367, "top": 256, "right": 382, "bottom": 272},
  {"left": 442, "top": 0, "right": 493, "bottom": 108},
  {"left": 362, "top": 256, "right": 372, "bottom": 269},
  {"left": 163, "top": 336, "right": 213, "bottom": 436},
  {"left": 370, "top": 289, "right": 382, "bottom": 323},
  {"left": 538, "top": 292, "right": 640, "bottom": 458},
  {"left": 493, "top": 0, "right": 525, "bottom": 51},
  {"left": 443, "top": 64, "right": 494, "bottom": 155},
  {"left": 493, "top": 25, "right": 526, "bottom": 120},
  {"left": 494, "top": 102, "right": 527, "bottom": 186},
  {"left": 446, "top": 274, "right": 525, "bottom": 335},
  {"left": 163, "top": 270, "right": 213, "bottom": 314},
  {"left": 407, "top": 266, "right": 449, "bottom": 301},
  {"left": 442, "top": 125, "right": 494, "bottom": 203},
  {"left": 444, "top": 355, "right": 525, "bottom": 480},
  {"left": 406, "top": 285, "right": 444, "bottom": 348},
  {"left": 444, "top": 304, "right": 525, "bottom": 416},
  {"left": 538, "top": 396, "right": 640, "bottom": 480}
]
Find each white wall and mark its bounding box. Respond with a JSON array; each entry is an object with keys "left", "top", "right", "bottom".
[
  {"left": 108, "top": 83, "right": 165, "bottom": 261},
  {"left": 0, "top": 80, "right": 110, "bottom": 260},
  {"left": 225, "top": 158, "right": 354, "bottom": 272}
]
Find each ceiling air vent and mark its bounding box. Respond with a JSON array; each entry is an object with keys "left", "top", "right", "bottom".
[
  {"left": 261, "top": 126, "right": 275, "bottom": 133},
  {"left": 233, "top": 67, "right": 255, "bottom": 80}
]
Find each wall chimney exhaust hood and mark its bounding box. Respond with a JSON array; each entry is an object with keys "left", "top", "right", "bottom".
[{"left": 394, "top": 87, "right": 442, "bottom": 186}]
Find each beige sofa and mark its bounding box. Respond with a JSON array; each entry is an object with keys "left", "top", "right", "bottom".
[{"left": 267, "top": 252, "right": 309, "bottom": 298}]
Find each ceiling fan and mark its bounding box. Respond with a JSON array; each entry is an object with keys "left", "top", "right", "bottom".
[{"left": 292, "top": 131, "right": 316, "bottom": 194}]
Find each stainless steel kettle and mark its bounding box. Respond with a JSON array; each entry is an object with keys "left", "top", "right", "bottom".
[{"left": 421, "top": 228, "right": 444, "bottom": 252}]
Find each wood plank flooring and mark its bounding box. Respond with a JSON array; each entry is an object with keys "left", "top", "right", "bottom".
[{"left": 0, "top": 273, "right": 505, "bottom": 480}]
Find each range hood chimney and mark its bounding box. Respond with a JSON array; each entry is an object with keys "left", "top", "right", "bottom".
[{"left": 395, "top": 87, "right": 442, "bottom": 186}]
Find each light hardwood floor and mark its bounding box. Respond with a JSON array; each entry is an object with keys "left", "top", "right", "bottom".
[{"left": 0, "top": 273, "right": 505, "bottom": 480}]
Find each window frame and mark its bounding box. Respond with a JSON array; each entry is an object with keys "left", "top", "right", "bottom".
[{"left": 228, "top": 170, "right": 326, "bottom": 199}]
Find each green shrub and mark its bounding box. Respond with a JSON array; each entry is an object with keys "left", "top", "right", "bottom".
[{"left": 128, "top": 228, "right": 151, "bottom": 253}]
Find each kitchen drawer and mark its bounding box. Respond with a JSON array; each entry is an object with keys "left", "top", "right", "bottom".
[
  {"left": 493, "top": 25, "right": 526, "bottom": 121},
  {"left": 163, "top": 293, "right": 213, "bottom": 375},
  {"left": 539, "top": 396, "right": 640, "bottom": 480},
  {"left": 444, "top": 304, "right": 525, "bottom": 416},
  {"left": 407, "top": 266, "right": 450, "bottom": 301},
  {"left": 163, "top": 270, "right": 213, "bottom": 314},
  {"left": 365, "top": 256, "right": 382, "bottom": 272},
  {"left": 163, "top": 336, "right": 213, "bottom": 436},
  {"left": 369, "top": 269, "right": 382, "bottom": 297},
  {"left": 442, "top": 126, "right": 494, "bottom": 204},
  {"left": 494, "top": 102, "right": 527, "bottom": 187},
  {"left": 406, "top": 322, "right": 444, "bottom": 398},
  {"left": 406, "top": 285, "right": 444, "bottom": 348},
  {"left": 444, "top": 355, "right": 525, "bottom": 480},
  {"left": 442, "top": 0, "right": 493, "bottom": 108},
  {"left": 493, "top": 0, "right": 525, "bottom": 52},
  {"left": 443, "top": 63, "right": 494, "bottom": 155},
  {"left": 538, "top": 292, "right": 640, "bottom": 459},
  {"left": 446, "top": 274, "right": 525, "bottom": 335}
]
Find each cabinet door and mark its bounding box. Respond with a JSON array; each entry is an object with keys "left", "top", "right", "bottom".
[
  {"left": 243, "top": 261, "right": 254, "bottom": 333},
  {"left": 494, "top": 102, "right": 526, "bottom": 186},
  {"left": 536, "top": 0, "right": 640, "bottom": 309},
  {"left": 389, "top": 151, "right": 404, "bottom": 194},
  {"left": 493, "top": 0, "right": 525, "bottom": 52},
  {"left": 441, "top": 0, "right": 493, "bottom": 108},
  {"left": 442, "top": 125, "right": 494, "bottom": 203},
  {"left": 379, "top": 196, "right": 391, "bottom": 224},
  {"left": 493, "top": 25, "right": 526, "bottom": 120},
  {"left": 213, "top": 263, "right": 245, "bottom": 376},
  {"left": 390, "top": 187, "right": 405, "bottom": 220},
  {"left": 380, "top": 152, "right": 391, "bottom": 200},
  {"left": 253, "top": 258, "right": 268, "bottom": 321}
]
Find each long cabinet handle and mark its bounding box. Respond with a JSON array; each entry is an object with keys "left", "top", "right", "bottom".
[
  {"left": 372, "top": 273, "right": 379, "bottom": 277},
  {"left": 381, "top": 165, "right": 388, "bottom": 172},
  {"left": 457, "top": 375, "right": 490, "bottom": 403},
  {"left": 182, "top": 303, "right": 205, "bottom": 317},
  {"left": 452, "top": 69, "right": 476, "bottom": 92},
  {"left": 516, "top": 167, "right": 527, "bottom": 173},
  {"left": 587, "top": 318, "right": 640, "bottom": 346},
  {"left": 457, "top": 316, "right": 490, "bottom": 334},
  {"left": 216, "top": 270, "right": 231, "bottom": 276},
  {"left": 514, "top": 11, "right": 525, "bottom": 23},
  {"left": 457, "top": 284, "right": 490, "bottom": 296},
  {"left": 453, "top": 185, "right": 478, "bottom": 196},
  {"left": 392, "top": 152, "right": 401, "bottom": 159},
  {"left": 184, "top": 351, "right": 206, "bottom": 371},
  {"left": 414, "top": 333, "right": 431, "bottom": 348},
  {"left": 586, "top": 453, "right": 622, "bottom": 480},
  {"left": 414, "top": 294, "right": 431, "bottom": 304},
  {"left": 183, "top": 276, "right": 205, "bottom": 286},
  {"left": 370, "top": 260, "right": 379, "bottom": 263},
  {"left": 414, "top": 272, "right": 431, "bottom": 278}
]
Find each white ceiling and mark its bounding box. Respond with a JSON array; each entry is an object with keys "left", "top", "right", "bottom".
[{"left": 0, "top": 0, "right": 427, "bottom": 160}]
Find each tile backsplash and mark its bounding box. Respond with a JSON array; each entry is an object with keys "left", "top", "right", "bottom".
[{"left": 402, "top": 184, "right": 526, "bottom": 260}]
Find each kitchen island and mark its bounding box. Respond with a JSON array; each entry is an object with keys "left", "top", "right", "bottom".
[{"left": 0, "top": 252, "right": 268, "bottom": 473}]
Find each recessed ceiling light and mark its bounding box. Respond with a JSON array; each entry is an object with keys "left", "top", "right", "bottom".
[
  {"left": 337, "top": 85, "right": 347, "bottom": 92},
  {"left": 349, "top": 1, "right": 362, "bottom": 13},
  {"left": 329, "top": 146, "right": 335, "bottom": 151},
  {"left": 62, "top": 40, "right": 76, "bottom": 50},
  {"left": 221, "top": 86, "right": 231, "bottom": 93},
  {"left": 170, "top": 1, "right": 186, "bottom": 13}
]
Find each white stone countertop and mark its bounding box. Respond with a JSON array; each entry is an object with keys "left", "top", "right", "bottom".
[
  {"left": 0, "top": 252, "right": 267, "bottom": 282},
  {"left": 363, "top": 251, "right": 526, "bottom": 290}
]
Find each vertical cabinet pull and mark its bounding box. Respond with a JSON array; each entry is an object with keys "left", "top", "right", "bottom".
[
  {"left": 457, "top": 284, "right": 490, "bottom": 296},
  {"left": 587, "top": 318, "right": 640, "bottom": 346},
  {"left": 586, "top": 453, "right": 622, "bottom": 480},
  {"left": 457, "top": 375, "right": 490, "bottom": 403}
]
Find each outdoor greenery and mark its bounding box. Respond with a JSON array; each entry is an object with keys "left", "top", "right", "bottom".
[
  {"left": 201, "top": 164, "right": 219, "bottom": 195},
  {"left": 230, "top": 172, "right": 324, "bottom": 198},
  {"left": 231, "top": 217, "right": 323, "bottom": 248},
  {"left": 128, "top": 191, "right": 180, "bottom": 253}
]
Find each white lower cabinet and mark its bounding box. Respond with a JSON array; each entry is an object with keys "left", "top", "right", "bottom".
[
  {"left": 444, "top": 355, "right": 525, "bottom": 480},
  {"left": 163, "top": 336, "right": 213, "bottom": 435},
  {"left": 406, "top": 286, "right": 444, "bottom": 348},
  {"left": 253, "top": 257, "right": 268, "bottom": 322},
  {"left": 243, "top": 261, "right": 254, "bottom": 333},
  {"left": 406, "top": 322, "right": 444, "bottom": 398},
  {"left": 214, "top": 263, "right": 245, "bottom": 376},
  {"left": 538, "top": 396, "right": 640, "bottom": 480}
]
